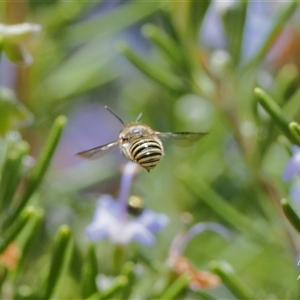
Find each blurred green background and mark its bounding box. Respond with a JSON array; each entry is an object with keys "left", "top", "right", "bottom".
[{"left": 1, "top": 0, "right": 300, "bottom": 299}]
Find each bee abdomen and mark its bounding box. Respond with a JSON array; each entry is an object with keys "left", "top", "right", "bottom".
[{"left": 130, "top": 139, "right": 163, "bottom": 171}]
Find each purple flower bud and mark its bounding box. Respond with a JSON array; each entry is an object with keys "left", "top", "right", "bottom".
[{"left": 282, "top": 146, "right": 300, "bottom": 181}]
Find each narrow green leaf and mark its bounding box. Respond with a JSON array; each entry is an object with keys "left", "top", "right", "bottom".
[
  {"left": 42, "top": 225, "right": 72, "bottom": 300},
  {"left": 16, "top": 208, "right": 44, "bottom": 276},
  {"left": 281, "top": 198, "right": 300, "bottom": 233},
  {"left": 0, "top": 206, "right": 34, "bottom": 254},
  {"left": 41, "top": 41, "right": 119, "bottom": 102},
  {"left": 188, "top": 0, "right": 211, "bottom": 42},
  {"left": 170, "top": 0, "right": 211, "bottom": 46},
  {"left": 254, "top": 87, "right": 299, "bottom": 145},
  {"left": 117, "top": 42, "right": 185, "bottom": 93},
  {"left": 243, "top": 0, "right": 298, "bottom": 70},
  {"left": 0, "top": 265, "right": 8, "bottom": 292},
  {"left": 25, "top": 115, "right": 67, "bottom": 190},
  {"left": 159, "top": 274, "right": 189, "bottom": 299},
  {"left": 221, "top": 0, "right": 248, "bottom": 65},
  {"left": 272, "top": 64, "right": 298, "bottom": 105},
  {"left": 288, "top": 122, "right": 300, "bottom": 145},
  {"left": 81, "top": 244, "right": 99, "bottom": 299},
  {"left": 210, "top": 261, "right": 256, "bottom": 300},
  {"left": 66, "top": 1, "right": 160, "bottom": 45},
  {"left": 2, "top": 116, "right": 67, "bottom": 230},
  {"left": 158, "top": 8, "right": 182, "bottom": 43},
  {"left": 0, "top": 140, "right": 29, "bottom": 213},
  {"left": 142, "top": 24, "right": 190, "bottom": 73},
  {"left": 283, "top": 86, "right": 300, "bottom": 118}
]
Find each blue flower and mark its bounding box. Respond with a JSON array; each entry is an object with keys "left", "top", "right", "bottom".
[
  {"left": 85, "top": 162, "right": 168, "bottom": 246},
  {"left": 290, "top": 179, "right": 300, "bottom": 205},
  {"left": 282, "top": 146, "right": 300, "bottom": 181}
]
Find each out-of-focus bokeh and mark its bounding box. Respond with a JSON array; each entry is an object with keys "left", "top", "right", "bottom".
[{"left": 1, "top": 1, "right": 300, "bottom": 299}]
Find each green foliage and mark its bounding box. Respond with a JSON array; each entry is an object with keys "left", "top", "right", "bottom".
[
  {"left": 1, "top": 115, "right": 67, "bottom": 231},
  {"left": 1, "top": 1, "right": 300, "bottom": 299},
  {"left": 0, "top": 89, "right": 32, "bottom": 136},
  {"left": 281, "top": 198, "right": 300, "bottom": 234},
  {"left": 210, "top": 261, "right": 255, "bottom": 299},
  {"left": 117, "top": 41, "right": 186, "bottom": 93},
  {"left": 39, "top": 225, "right": 72, "bottom": 300},
  {"left": 81, "top": 244, "right": 98, "bottom": 298}
]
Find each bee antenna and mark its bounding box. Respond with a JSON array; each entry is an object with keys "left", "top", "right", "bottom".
[
  {"left": 136, "top": 112, "right": 143, "bottom": 122},
  {"left": 104, "top": 105, "right": 125, "bottom": 125}
]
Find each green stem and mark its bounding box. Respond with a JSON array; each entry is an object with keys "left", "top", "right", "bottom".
[
  {"left": 3, "top": 116, "right": 67, "bottom": 230},
  {"left": 210, "top": 261, "right": 256, "bottom": 300},
  {"left": 281, "top": 198, "right": 300, "bottom": 233},
  {"left": 112, "top": 244, "right": 125, "bottom": 275},
  {"left": 254, "top": 87, "right": 300, "bottom": 145}
]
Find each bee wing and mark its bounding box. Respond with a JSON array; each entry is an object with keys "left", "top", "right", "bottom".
[
  {"left": 76, "top": 140, "right": 120, "bottom": 159},
  {"left": 155, "top": 132, "right": 208, "bottom": 147}
]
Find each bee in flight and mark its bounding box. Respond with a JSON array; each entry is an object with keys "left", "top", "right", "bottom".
[{"left": 76, "top": 106, "right": 207, "bottom": 172}]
